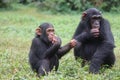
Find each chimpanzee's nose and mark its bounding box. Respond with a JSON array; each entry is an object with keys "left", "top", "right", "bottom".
[
  {"left": 94, "top": 25, "right": 99, "bottom": 28},
  {"left": 93, "top": 21, "right": 100, "bottom": 28}
]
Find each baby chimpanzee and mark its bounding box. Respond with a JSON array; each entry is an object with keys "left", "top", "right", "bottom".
[{"left": 29, "top": 22, "right": 76, "bottom": 77}]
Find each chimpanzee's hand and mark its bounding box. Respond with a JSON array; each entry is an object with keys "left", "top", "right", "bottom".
[
  {"left": 52, "top": 35, "right": 58, "bottom": 44},
  {"left": 70, "top": 39, "right": 77, "bottom": 48},
  {"left": 91, "top": 28, "right": 99, "bottom": 37}
]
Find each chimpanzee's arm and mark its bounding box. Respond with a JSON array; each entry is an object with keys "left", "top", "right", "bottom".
[
  {"left": 43, "top": 43, "right": 60, "bottom": 58},
  {"left": 91, "top": 19, "right": 115, "bottom": 60},
  {"left": 29, "top": 38, "right": 40, "bottom": 70},
  {"left": 57, "top": 43, "right": 72, "bottom": 59},
  {"left": 73, "top": 21, "right": 91, "bottom": 43},
  {"left": 43, "top": 37, "right": 61, "bottom": 58},
  {"left": 102, "top": 19, "right": 114, "bottom": 45},
  {"left": 74, "top": 32, "right": 91, "bottom": 43}
]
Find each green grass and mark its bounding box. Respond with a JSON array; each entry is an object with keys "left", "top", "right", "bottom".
[{"left": 0, "top": 5, "right": 120, "bottom": 80}]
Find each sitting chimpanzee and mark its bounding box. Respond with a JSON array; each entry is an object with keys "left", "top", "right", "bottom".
[
  {"left": 73, "top": 8, "right": 115, "bottom": 74},
  {"left": 29, "top": 22, "right": 76, "bottom": 77}
]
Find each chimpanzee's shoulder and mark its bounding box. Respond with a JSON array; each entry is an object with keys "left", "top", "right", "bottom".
[{"left": 32, "top": 37, "right": 41, "bottom": 45}]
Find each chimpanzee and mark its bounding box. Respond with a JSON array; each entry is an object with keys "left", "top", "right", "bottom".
[
  {"left": 29, "top": 22, "right": 76, "bottom": 77},
  {"left": 73, "top": 8, "right": 115, "bottom": 74}
]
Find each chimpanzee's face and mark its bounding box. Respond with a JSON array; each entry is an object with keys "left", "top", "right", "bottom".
[
  {"left": 90, "top": 14, "right": 102, "bottom": 29},
  {"left": 46, "top": 27, "right": 55, "bottom": 42}
]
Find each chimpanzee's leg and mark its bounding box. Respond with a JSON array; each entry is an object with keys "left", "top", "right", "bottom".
[{"left": 38, "top": 59, "right": 50, "bottom": 77}]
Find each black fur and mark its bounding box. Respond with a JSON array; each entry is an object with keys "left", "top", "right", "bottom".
[
  {"left": 29, "top": 23, "right": 72, "bottom": 77},
  {"left": 73, "top": 8, "right": 115, "bottom": 73}
]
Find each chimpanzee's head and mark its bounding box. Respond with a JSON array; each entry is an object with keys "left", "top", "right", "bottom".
[
  {"left": 82, "top": 8, "right": 102, "bottom": 29},
  {"left": 36, "top": 22, "right": 55, "bottom": 44}
]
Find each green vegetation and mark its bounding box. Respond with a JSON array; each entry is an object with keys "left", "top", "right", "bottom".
[
  {"left": 0, "top": 5, "right": 120, "bottom": 80},
  {"left": 0, "top": 0, "right": 120, "bottom": 13}
]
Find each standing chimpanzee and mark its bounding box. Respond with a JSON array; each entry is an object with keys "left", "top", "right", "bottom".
[
  {"left": 73, "top": 8, "right": 115, "bottom": 74},
  {"left": 29, "top": 22, "right": 76, "bottom": 77}
]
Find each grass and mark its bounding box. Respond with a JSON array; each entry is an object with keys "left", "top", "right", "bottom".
[{"left": 0, "top": 5, "right": 120, "bottom": 80}]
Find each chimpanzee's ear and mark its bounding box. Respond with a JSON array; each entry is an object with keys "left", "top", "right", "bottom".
[
  {"left": 36, "top": 27, "right": 41, "bottom": 35},
  {"left": 82, "top": 12, "right": 87, "bottom": 20}
]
